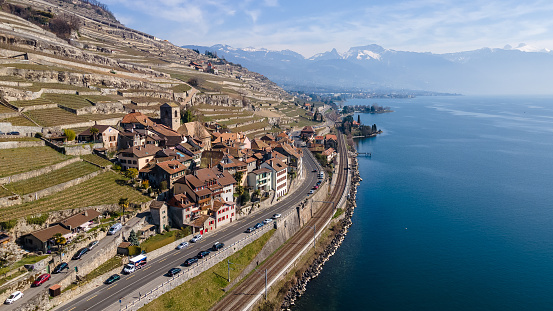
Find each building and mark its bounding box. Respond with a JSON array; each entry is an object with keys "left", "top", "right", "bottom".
[
  {"left": 322, "top": 147, "right": 336, "bottom": 162},
  {"left": 300, "top": 126, "right": 315, "bottom": 139},
  {"left": 77, "top": 125, "right": 119, "bottom": 150},
  {"left": 57, "top": 209, "right": 101, "bottom": 233},
  {"left": 177, "top": 121, "right": 212, "bottom": 150},
  {"left": 247, "top": 168, "right": 272, "bottom": 192},
  {"left": 211, "top": 198, "right": 236, "bottom": 229},
  {"left": 22, "top": 225, "right": 71, "bottom": 252},
  {"left": 160, "top": 102, "right": 181, "bottom": 131},
  {"left": 117, "top": 145, "right": 162, "bottom": 170},
  {"left": 168, "top": 193, "right": 198, "bottom": 226},
  {"left": 261, "top": 158, "right": 288, "bottom": 198},
  {"left": 150, "top": 201, "right": 169, "bottom": 233}
]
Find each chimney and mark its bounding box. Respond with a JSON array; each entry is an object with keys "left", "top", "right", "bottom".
[{"left": 84, "top": 210, "right": 88, "bottom": 217}]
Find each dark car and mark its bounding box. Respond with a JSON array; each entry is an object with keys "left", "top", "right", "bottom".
[
  {"left": 72, "top": 247, "right": 89, "bottom": 260},
  {"left": 32, "top": 274, "right": 51, "bottom": 287},
  {"left": 196, "top": 250, "right": 211, "bottom": 259},
  {"left": 53, "top": 262, "right": 69, "bottom": 274},
  {"left": 104, "top": 274, "right": 120, "bottom": 284},
  {"left": 167, "top": 268, "right": 181, "bottom": 277},
  {"left": 212, "top": 242, "right": 224, "bottom": 251},
  {"left": 7, "top": 131, "right": 20, "bottom": 136},
  {"left": 254, "top": 222, "right": 264, "bottom": 229},
  {"left": 183, "top": 257, "right": 198, "bottom": 266},
  {"left": 246, "top": 227, "right": 256, "bottom": 233}
]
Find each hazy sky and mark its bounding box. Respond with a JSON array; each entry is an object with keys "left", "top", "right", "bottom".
[{"left": 102, "top": 0, "right": 553, "bottom": 57}]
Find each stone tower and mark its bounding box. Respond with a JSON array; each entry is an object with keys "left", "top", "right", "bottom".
[{"left": 160, "top": 102, "right": 180, "bottom": 131}]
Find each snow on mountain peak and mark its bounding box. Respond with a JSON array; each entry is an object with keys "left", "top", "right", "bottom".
[
  {"left": 356, "top": 50, "right": 381, "bottom": 60},
  {"left": 511, "top": 43, "right": 550, "bottom": 53}
]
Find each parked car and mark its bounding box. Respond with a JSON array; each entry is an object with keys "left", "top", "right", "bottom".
[
  {"left": 313, "top": 185, "right": 319, "bottom": 189},
  {"left": 176, "top": 241, "right": 189, "bottom": 250},
  {"left": 72, "top": 247, "right": 89, "bottom": 260},
  {"left": 196, "top": 250, "right": 210, "bottom": 259},
  {"left": 53, "top": 262, "right": 69, "bottom": 274},
  {"left": 105, "top": 274, "right": 120, "bottom": 284},
  {"left": 32, "top": 274, "right": 51, "bottom": 287},
  {"left": 308, "top": 189, "right": 315, "bottom": 195},
  {"left": 167, "top": 268, "right": 181, "bottom": 277},
  {"left": 4, "top": 291, "right": 23, "bottom": 304},
  {"left": 212, "top": 242, "right": 224, "bottom": 251},
  {"left": 7, "top": 131, "right": 20, "bottom": 136},
  {"left": 312, "top": 169, "right": 318, "bottom": 172},
  {"left": 190, "top": 234, "right": 202, "bottom": 243},
  {"left": 108, "top": 223, "right": 122, "bottom": 235},
  {"left": 246, "top": 227, "right": 256, "bottom": 233},
  {"left": 183, "top": 257, "right": 198, "bottom": 266},
  {"left": 254, "top": 223, "right": 264, "bottom": 229},
  {"left": 272, "top": 213, "right": 281, "bottom": 219},
  {"left": 88, "top": 240, "right": 99, "bottom": 249},
  {"left": 263, "top": 218, "right": 273, "bottom": 224}
]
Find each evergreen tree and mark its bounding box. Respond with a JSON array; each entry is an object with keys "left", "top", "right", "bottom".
[{"left": 128, "top": 230, "right": 139, "bottom": 246}]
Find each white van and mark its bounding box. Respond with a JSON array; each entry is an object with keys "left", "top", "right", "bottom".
[
  {"left": 123, "top": 254, "right": 147, "bottom": 274},
  {"left": 318, "top": 172, "right": 324, "bottom": 180},
  {"left": 108, "top": 223, "right": 122, "bottom": 235}
]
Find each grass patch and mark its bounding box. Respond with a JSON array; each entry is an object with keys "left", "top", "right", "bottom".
[
  {"left": 0, "top": 255, "right": 49, "bottom": 276},
  {"left": 0, "top": 146, "right": 71, "bottom": 178},
  {"left": 140, "top": 230, "right": 274, "bottom": 311},
  {"left": 332, "top": 208, "right": 344, "bottom": 219},
  {"left": 85, "top": 256, "right": 123, "bottom": 281},
  {"left": 80, "top": 154, "right": 112, "bottom": 168},
  {"left": 5, "top": 161, "right": 99, "bottom": 195},
  {"left": 0, "top": 269, "right": 26, "bottom": 287},
  {"left": 171, "top": 84, "right": 191, "bottom": 93},
  {"left": 140, "top": 231, "right": 177, "bottom": 253},
  {"left": 0, "top": 171, "right": 150, "bottom": 222}
]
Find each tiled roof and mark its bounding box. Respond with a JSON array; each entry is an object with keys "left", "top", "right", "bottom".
[
  {"left": 60, "top": 209, "right": 100, "bottom": 229},
  {"left": 27, "top": 225, "right": 71, "bottom": 242},
  {"left": 119, "top": 144, "right": 161, "bottom": 158}
]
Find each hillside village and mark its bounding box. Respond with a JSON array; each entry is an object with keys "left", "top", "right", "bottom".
[{"left": 0, "top": 0, "right": 342, "bottom": 305}]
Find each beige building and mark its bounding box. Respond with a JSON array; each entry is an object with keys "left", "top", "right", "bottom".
[{"left": 117, "top": 145, "right": 162, "bottom": 170}]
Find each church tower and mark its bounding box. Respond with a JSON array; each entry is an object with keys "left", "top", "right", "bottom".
[{"left": 160, "top": 102, "right": 180, "bottom": 131}]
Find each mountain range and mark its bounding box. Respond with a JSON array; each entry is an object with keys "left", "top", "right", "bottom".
[{"left": 183, "top": 43, "right": 553, "bottom": 95}]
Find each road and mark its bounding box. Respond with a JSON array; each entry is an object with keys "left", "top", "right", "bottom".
[
  {"left": 211, "top": 133, "right": 348, "bottom": 311},
  {"left": 54, "top": 150, "right": 320, "bottom": 311},
  {"left": 2, "top": 214, "right": 144, "bottom": 310}
]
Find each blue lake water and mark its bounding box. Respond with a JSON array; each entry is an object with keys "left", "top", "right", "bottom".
[{"left": 294, "top": 96, "right": 553, "bottom": 311}]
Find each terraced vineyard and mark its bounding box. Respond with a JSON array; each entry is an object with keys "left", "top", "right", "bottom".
[
  {"left": 24, "top": 108, "right": 86, "bottom": 127},
  {"left": 0, "top": 146, "right": 71, "bottom": 178},
  {"left": 0, "top": 115, "right": 36, "bottom": 126},
  {"left": 0, "top": 186, "right": 12, "bottom": 198},
  {"left": 4, "top": 161, "right": 100, "bottom": 195},
  {"left": 0, "top": 105, "right": 17, "bottom": 114},
  {"left": 10, "top": 98, "right": 55, "bottom": 108},
  {"left": 80, "top": 154, "right": 113, "bottom": 167},
  {"left": 42, "top": 94, "right": 94, "bottom": 110},
  {"left": 0, "top": 171, "right": 151, "bottom": 221}
]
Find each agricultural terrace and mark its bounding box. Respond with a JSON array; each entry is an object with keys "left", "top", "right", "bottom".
[
  {"left": 0, "top": 171, "right": 151, "bottom": 222},
  {"left": 24, "top": 108, "right": 87, "bottom": 127},
  {"left": 41, "top": 94, "right": 94, "bottom": 110},
  {"left": 26, "top": 83, "right": 93, "bottom": 92},
  {"left": 0, "top": 146, "right": 71, "bottom": 178},
  {"left": 9, "top": 98, "right": 54, "bottom": 108},
  {"left": 0, "top": 105, "right": 16, "bottom": 114},
  {"left": 4, "top": 161, "right": 100, "bottom": 195},
  {"left": 0, "top": 63, "right": 84, "bottom": 73},
  {"left": 80, "top": 154, "right": 112, "bottom": 168},
  {"left": 0, "top": 137, "right": 41, "bottom": 142},
  {"left": 0, "top": 187, "right": 11, "bottom": 198},
  {"left": 0, "top": 116, "right": 36, "bottom": 126}
]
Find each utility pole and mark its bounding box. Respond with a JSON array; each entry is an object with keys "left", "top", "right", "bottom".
[
  {"left": 264, "top": 269, "right": 267, "bottom": 300},
  {"left": 227, "top": 260, "right": 234, "bottom": 282},
  {"left": 310, "top": 225, "right": 316, "bottom": 248}
]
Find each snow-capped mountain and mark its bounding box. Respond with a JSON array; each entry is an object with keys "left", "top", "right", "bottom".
[{"left": 183, "top": 43, "right": 553, "bottom": 95}]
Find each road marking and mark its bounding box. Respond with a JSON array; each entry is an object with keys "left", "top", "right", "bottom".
[
  {"left": 143, "top": 266, "right": 151, "bottom": 271},
  {"left": 108, "top": 284, "right": 117, "bottom": 289},
  {"left": 125, "top": 275, "right": 135, "bottom": 280},
  {"left": 86, "top": 295, "right": 97, "bottom": 301},
  {"left": 159, "top": 258, "right": 167, "bottom": 263},
  {"left": 67, "top": 308, "right": 76, "bottom": 311}
]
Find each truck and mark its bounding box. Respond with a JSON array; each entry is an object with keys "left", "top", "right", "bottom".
[{"left": 123, "top": 254, "right": 147, "bottom": 274}]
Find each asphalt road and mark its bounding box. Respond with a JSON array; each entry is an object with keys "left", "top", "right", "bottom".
[{"left": 55, "top": 151, "right": 320, "bottom": 311}]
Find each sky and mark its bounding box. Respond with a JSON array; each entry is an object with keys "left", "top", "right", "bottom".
[{"left": 101, "top": 0, "right": 553, "bottom": 58}]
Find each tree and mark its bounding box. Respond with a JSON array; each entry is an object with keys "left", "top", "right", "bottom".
[
  {"left": 124, "top": 168, "right": 138, "bottom": 180},
  {"left": 128, "top": 230, "right": 139, "bottom": 246},
  {"left": 160, "top": 180, "right": 168, "bottom": 191},
  {"left": 235, "top": 185, "right": 244, "bottom": 196},
  {"left": 63, "top": 129, "right": 76, "bottom": 141},
  {"left": 357, "top": 114, "right": 361, "bottom": 124},
  {"left": 240, "top": 190, "right": 250, "bottom": 203},
  {"left": 89, "top": 127, "right": 99, "bottom": 142},
  {"left": 252, "top": 189, "right": 261, "bottom": 201},
  {"left": 234, "top": 171, "right": 244, "bottom": 184},
  {"left": 118, "top": 197, "right": 129, "bottom": 213},
  {"left": 181, "top": 109, "right": 195, "bottom": 124},
  {"left": 53, "top": 233, "right": 66, "bottom": 245},
  {"left": 141, "top": 180, "right": 149, "bottom": 189}
]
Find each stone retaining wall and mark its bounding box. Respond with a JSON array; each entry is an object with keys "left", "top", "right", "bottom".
[{"left": 0, "top": 140, "right": 44, "bottom": 149}]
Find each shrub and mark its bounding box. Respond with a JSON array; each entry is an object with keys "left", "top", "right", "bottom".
[
  {"left": 26, "top": 213, "right": 49, "bottom": 225},
  {"left": 0, "top": 219, "right": 17, "bottom": 230},
  {"left": 128, "top": 246, "right": 141, "bottom": 256},
  {"left": 63, "top": 129, "right": 76, "bottom": 141}
]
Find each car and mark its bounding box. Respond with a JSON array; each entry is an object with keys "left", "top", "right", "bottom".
[
  {"left": 88, "top": 240, "right": 99, "bottom": 249},
  {"left": 308, "top": 189, "right": 315, "bottom": 195},
  {"left": 72, "top": 247, "right": 89, "bottom": 260},
  {"left": 312, "top": 169, "right": 318, "bottom": 172},
  {"left": 246, "top": 227, "right": 256, "bottom": 233},
  {"left": 196, "top": 250, "right": 211, "bottom": 259},
  {"left": 176, "top": 241, "right": 189, "bottom": 250},
  {"left": 316, "top": 180, "right": 322, "bottom": 185},
  {"left": 32, "top": 273, "right": 51, "bottom": 287},
  {"left": 254, "top": 222, "right": 264, "bottom": 229},
  {"left": 167, "top": 268, "right": 181, "bottom": 277},
  {"left": 108, "top": 223, "right": 122, "bottom": 235},
  {"left": 273, "top": 213, "right": 281, "bottom": 219},
  {"left": 190, "top": 234, "right": 202, "bottom": 243},
  {"left": 212, "top": 242, "right": 224, "bottom": 251},
  {"left": 183, "top": 257, "right": 198, "bottom": 266},
  {"left": 313, "top": 185, "right": 319, "bottom": 189},
  {"left": 53, "top": 262, "right": 69, "bottom": 274},
  {"left": 105, "top": 274, "right": 120, "bottom": 284},
  {"left": 7, "top": 131, "right": 20, "bottom": 136},
  {"left": 263, "top": 218, "right": 273, "bottom": 224},
  {"left": 4, "top": 291, "right": 23, "bottom": 304}
]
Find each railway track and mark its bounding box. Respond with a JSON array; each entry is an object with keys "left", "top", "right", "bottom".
[{"left": 211, "top": 133, "right": 349, "bottom": 311}]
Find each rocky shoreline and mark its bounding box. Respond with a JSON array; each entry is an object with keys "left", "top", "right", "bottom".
[{"left": 280, "top": 152, "right": 362, "bottom": 310}]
